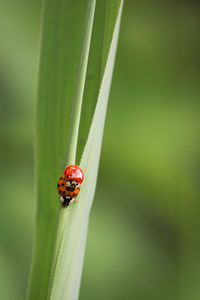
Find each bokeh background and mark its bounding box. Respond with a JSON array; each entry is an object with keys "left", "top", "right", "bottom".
[{"left": 1, "top": 0, "right": 200, "bottom": 299}]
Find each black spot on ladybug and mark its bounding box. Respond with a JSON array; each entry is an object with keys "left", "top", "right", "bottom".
[
  {"left": 59, "top": 190, "right": 61, "bottom": 194},
  {"left": 61, "top": 183, "right": 64, "bottom": 186},
  {"left": 67, "top": 175, "right": 69, "bottom": 178},
  {"left": 63, "top": 191, "right": 65, "bottom": 194},
  {"left": 58, "top": 184, "right": 60, "bottom": 187},
  {"left": 65, "top": 172, "right": 66, "bottom": 174},
  {"left": 66, "top": 187, "right": 70, "bottom": 191},
  {"left": 60, "top": 177, "right": 63, "bottom": 180},
  {"left": 73, "top": 193, "right": 75, "bottom": 196}
]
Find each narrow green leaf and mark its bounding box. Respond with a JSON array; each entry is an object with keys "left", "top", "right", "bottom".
[
  {"left": 28, "top": 1, "right": 92, "bottom": 299},
  {"left": 50, "top": 2, "right": 124, "bottom": 299},
  {"left": 28, "top": 0, "right": 124, "bottom": 299},
  {"left": 66, "top": 0, "right": 96, "bottom": 164},
  {"left": 48, "top": 0, "right": 96, "bottom": 288},
  {"left": 76, "top": 0, "right": 122, "bottom": 163}
]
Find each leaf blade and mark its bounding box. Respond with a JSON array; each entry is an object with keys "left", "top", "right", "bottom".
[
  {"left": 76, "top": 0, "right": 122, "bottom": 163},
  {"left": 50, "top": 2, "right": 124, "bottom": 299},
  {"left": 28, "top": 1, "right": 124, "bottom": 299},
  {"left": 28, "top": 1, "right": 90, "bottom": 299}
]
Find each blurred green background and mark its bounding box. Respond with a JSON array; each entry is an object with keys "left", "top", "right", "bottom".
[{"left": 0, "top": 0, "right": 200, "bottom": 299}]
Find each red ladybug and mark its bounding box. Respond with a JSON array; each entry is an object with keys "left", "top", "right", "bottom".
[
  {"left": 57, "top": 164, "right": 84, "bottom": 207},
  {"left": 63, "top": 165, "right": 84, "bottom": 184}
]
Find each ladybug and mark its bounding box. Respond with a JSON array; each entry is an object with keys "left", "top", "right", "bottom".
[
  {"left": 57, "top": 164, "right": 84, "bottom": 207},
  {"left": 63, "top": 165, "right": 84, "bottom": 183}
]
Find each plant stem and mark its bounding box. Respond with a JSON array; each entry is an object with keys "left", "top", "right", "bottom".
[
  {"left": 48, "top": 0, "right": 96, "bottom": 297},
  {"left": 66, "top": 0, "right": 96, "bottom": 164}
]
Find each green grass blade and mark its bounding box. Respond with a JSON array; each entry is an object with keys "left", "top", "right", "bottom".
[
  {"left": 50, "top": 2, "right": 124, "bottom": 299},
  {"left": 76, "top": 0, "right": 122, "bottom": 163},
  {"left": 28, "top": 0, "right": 123, "bottom": 299},
  {"left": 28, "top": 1, "right": 93, "bottom": 299},
  {"left": 48, "top": 0, "right": 96, "bottom": 288},
  {"left": 66, "top": 0, "right": 96, "bottom": 163}
]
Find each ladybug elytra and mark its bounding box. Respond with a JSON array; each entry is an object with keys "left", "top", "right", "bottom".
[{"left": 63, "top": 165, "right": 84, "bottom": 183}]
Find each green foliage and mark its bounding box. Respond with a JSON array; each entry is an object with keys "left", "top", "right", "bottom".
[{"left": 28, "top": 0, "right": 123, "bottom": 299}]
